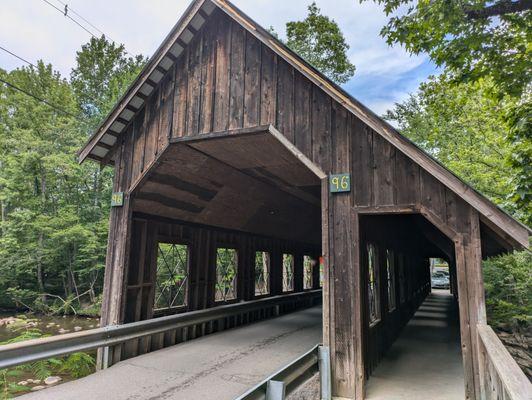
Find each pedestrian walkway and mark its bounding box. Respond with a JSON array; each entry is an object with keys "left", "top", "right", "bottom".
[{"left": 366, "top": 290, "right": 465, "bottom": 400}]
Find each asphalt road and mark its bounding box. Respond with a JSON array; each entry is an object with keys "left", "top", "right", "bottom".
[{"left": 21, "top": 306, "right": 322, "bottom": 400}]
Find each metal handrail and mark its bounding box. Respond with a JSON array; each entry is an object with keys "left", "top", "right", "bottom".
[{"left": 0, "top": 290, "right": 321, "bottom": 370}]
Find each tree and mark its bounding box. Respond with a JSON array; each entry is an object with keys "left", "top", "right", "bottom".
[
  {"left": 386, "top": 75, "right": 529, "bottom": 223},
  {"left": 70, "top": 36, "right": 146, "bottom": 131},
  {"left": 285, "top": 2, "right": 355, "bottom": 84},
  {"left": 0, "top": 36, "right": 144, "bottom": 313},
  {"left": 363, "top": 0, "right": 531, "bottom": 97},
  {"left": 365, "top": 0, "right": 531, "bottom": 226}
]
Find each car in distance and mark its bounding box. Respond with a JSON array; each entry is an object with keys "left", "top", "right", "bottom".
[{"left": 431, "top": 271, "right": 450, "bottom": 289}]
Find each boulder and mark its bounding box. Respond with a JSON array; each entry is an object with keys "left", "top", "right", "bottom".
[
  {"left": 17, "top": 380, "right": 28, "bottom": 386},
  {"left": 44, "top": 376, "right": 62, "bottom": 385},
  {"left": 31, "top": 385, "right": 46, "bottom": 391},
  {"left": 73, "top": 326, "right": 82, "bottom": 332}
]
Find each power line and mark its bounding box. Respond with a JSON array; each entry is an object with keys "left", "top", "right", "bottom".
[
  {"left": 0, "top": 46, "right": 39, "bottom": 69},
  {"left": 54, "top": 0, "right": 108, "bottom": 38},
  {"left": 40, "top": 0, "right": 131, "bottom": 55},
  {"left": 0, "top": 77, "right": 78, "bottom": 118},
  {"left": 40, "top": 0, "right": 98, "bottom": 38}
]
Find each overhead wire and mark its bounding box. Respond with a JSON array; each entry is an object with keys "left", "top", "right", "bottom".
[
  {"left": 39, "top": 0, "right": 131, "bottom": 55},
  {"left": 0, "top": 46, "right": 39, "bottom": 69},
  {"left": 0, "top": 77, "right": 78, "bottom": 118},
  {"left": 40, "top": 0, "right": 98, "bottom": 39}
]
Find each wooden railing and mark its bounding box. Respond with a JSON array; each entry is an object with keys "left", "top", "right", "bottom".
[{"left": 477, "top": 323, "right": 531, "bottom": 400}]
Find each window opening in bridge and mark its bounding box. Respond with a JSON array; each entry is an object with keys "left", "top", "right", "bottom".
[
  {"left": 282, "top": 254, "right": 294, "bottom": 292},
  {"left": 386, "top": 249, "right": 396, "bottom": 312},
  {"left": 215, "top": 247, "right": 238, "bottom": 302},
  {"left": 255, "top": 251, "right": 270, "bottom": 296},
  {"left": 367, "top": 243, "right": 380, "bottom": 325},
  {"left": 303, "top": 255, "right": 315, "bottom": 290},
  {"left": 398, "top": 253, "right": 406, "bottom": 305},
  {"left": 154, "top": 242, "right": 189, "bottom": 310}
]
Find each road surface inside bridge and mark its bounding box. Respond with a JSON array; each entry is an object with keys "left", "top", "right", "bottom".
[{"left": 21, "top": 306, "right": 322, "bottom": 400}]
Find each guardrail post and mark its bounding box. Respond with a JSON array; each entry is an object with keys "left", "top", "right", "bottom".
[
  {"left": 319, "top": 345, "right": 331, "bottom": 400},
  {"left": 266, "top": 380, "right": 285, "bottom": 400}
]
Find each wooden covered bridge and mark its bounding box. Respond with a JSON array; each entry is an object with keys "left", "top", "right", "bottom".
[{"left": 3, "top": 0, "right": 531, "bottom": 399}]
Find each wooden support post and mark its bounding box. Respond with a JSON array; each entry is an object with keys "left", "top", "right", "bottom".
[
  {"left": 454, "top": 210, "right": 486, "bottom": 400},
  {"left": 322, "top": 176, "right": 364, "bottom": 399},
  {"left": 97, "top": 131, "right": 134, "bottom": 370}
]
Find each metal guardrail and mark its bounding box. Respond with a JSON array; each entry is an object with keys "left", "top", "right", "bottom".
[
  {"left": 0, "top": 290, "right": 321, "bottom": 370},
  {"left": 234, "top": 345, "right": 331, "bottom": 400}
]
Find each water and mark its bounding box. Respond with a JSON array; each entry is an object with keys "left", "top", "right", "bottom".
[
  {"left": 0, "top": 313, "right": 99, "bottom": 343},
  {"left": 0, "top": 313, "right": 100, "bottom": 398}
]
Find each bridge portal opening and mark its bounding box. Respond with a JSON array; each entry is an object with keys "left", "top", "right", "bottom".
[
  {"left": 360, "top": 213, "right": 466, "bottom": 399},
  {"left": 115, "top": 126, "right": 324, "bottom": 362}
]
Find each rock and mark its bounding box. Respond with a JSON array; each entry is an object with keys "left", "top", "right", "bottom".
[
  {"left": 58, "top": 328, "right": 70, "bottom": 334},
  {"left": 44, "top": 376, "right": 62, "bottom": 385},
  {"left": 31, "top": 385, "right": 46, "bottom": 391},
  {"left": 88, "top": 324, "right": 94, "bottom": 328},
  {"left": 17, "top": 380, "right": 28, "bottom": 386},
  {"left": 73, "top": 326, "right": 82, "bottom": 332},
  {"left": 33, "top": 379, "right": 42, "bottom": 384}
]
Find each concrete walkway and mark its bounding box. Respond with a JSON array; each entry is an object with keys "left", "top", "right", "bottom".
[
  {"left": 21, "top": 306, "right": 322, "bottom": 400},
  {"left": 366, "top": 290, "right": 465, "bottom": 400}
]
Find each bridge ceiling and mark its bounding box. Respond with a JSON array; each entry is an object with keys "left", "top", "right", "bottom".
[{"left": 131, "top": 126, "right": 323, "bottom": 244}]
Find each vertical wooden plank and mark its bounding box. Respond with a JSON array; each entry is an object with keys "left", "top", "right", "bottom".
[
  {"left": 172, "top": 51, "right": 188, "bottom": 138},
  {"left": 243, "top": 32, "right": 261, "bottom": 128},
  {"left": 158, "top": 70, "right": 175, "bottom": 152},
  {"left": 131, "top": 110, "right": 146, "bottom": 184},
  {"left": 213, "top": 14, "right": 231, "bottom": 132},
  {"left": 372, "top": 133, "right": 395, "bottom": 206},
  {"left": 420, "top": 169, "right": 446, "bottom": 221},
  {"left": 394, "top": 150, "right": 419, "bottom": 205},
  {"left": 351, "top": 119, "right": 373, "bottom": 207},
  {"left": 260, "top": 45, "right": 277, "bottom": 126},
  {"left": 200, "top": 22, "right": 216, "bottom": 134},
  {"left": 186, "top": 32, "right": 203, "bottom": 136},
  {"left": 311, "top": 87, "right": 331, "bottom": 173},
  {"left": 294, "top": 73, "right": 312, "bottom": 158},
  {"left": 143, "top": 88, "right": 160, "bottom": 168},
  {"left": 276, "top": 60, "right": 295, "bottom": 141},
  {"left": 228, "top": 23, "right": 245, "bottom": 130}
]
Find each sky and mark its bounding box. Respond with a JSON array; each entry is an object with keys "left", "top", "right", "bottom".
[{"left": 0, "top": 0, "right": 438, "bottom": 116}]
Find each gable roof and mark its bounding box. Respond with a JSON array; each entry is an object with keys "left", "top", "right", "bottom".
[{"left": 78, "top": 0, "right": 530, "bottom": 249}]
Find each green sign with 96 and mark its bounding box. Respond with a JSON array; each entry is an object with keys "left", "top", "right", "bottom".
[
  {"left": 111, "top": 192, "right": 124, "bottom": 207},
  {"left": 329, "top": 173, "right": 350, "bottom": 193}
]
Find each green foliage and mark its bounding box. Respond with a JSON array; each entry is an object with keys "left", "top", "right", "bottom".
[
  {"left": 284, "top": 2, "right": 355, "bottom": 84},
  {"left": 0, "top": 36, "right": 144, "bottom": 313},
  {"left": 362, "top": 0, "right": 531, "bottom": 97},
  {"left": 71, "top": 36, "right": 146, "bottom": 130},
  {"left": 386, "top": 75, "right": 530, "bottom": 223},
  {"left": 0, "top": 329, "right": 95, "bottom": 398},
  {"left": 504, "top": 100, "right": 532, "bottom": 224},
  {"left": 60, "top": 353, "right": 95, "bottom": 379},
  {"left": 483, "top": 251, "right": 531, "bottom": 327}
]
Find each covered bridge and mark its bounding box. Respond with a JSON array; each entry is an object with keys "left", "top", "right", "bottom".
[{"left": 78, "top": 0, "right": 530, "bottom": 399}]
